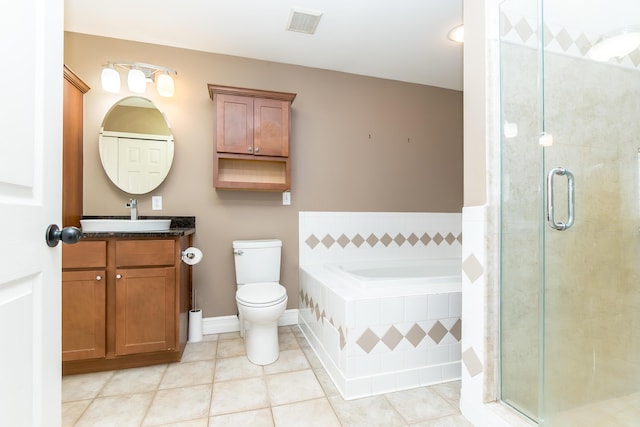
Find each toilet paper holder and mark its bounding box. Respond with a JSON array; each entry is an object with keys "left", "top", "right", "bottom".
[{"left": 181, "top": 247, "right": 203, "bottom": 265}]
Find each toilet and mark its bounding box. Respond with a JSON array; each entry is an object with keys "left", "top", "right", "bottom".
[{"left": 233, "top": 239, "right": 288, "bottom": 365}]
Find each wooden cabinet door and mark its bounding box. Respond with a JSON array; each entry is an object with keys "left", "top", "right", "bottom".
[
  {"left": 62, "top": 270, "right": 106, "bottom": 361},
  {"left": 115, "top": 267, "right": 176, "bottom": 355},
  {"left": 216, "top": 94, "right": 253, "bottom": 155},
  {"left": 254, "top": 98, "right": 289, "bottom": 157},
  {"left": 62, "top": 66, "right": 89, "bottom": 228}
]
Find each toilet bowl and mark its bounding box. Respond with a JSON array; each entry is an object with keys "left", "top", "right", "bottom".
[
  {"left": 233, "top": 239, "right": 288, "bottom": 365},
  {"left": 236, "top": 282, "right": 287, "bottom": 365}
]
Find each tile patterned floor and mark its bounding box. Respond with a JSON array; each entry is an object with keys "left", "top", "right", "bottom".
[{"left": 62, "top": 325, "right": 473, "bottom": 427}]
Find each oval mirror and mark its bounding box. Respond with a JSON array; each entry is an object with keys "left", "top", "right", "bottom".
[{"left": 99, "top": 96, "right": 174, "bottom": 194}]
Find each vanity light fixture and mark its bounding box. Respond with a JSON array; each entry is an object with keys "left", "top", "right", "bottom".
[{"left": 100, "top": 62, "right": 177, "bottom": 97}]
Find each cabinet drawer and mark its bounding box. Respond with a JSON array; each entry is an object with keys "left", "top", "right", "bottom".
[
  {"left": 115, "top": 239, "right": 175, "bottom": 267},
  {"left": 63, "top": 241, "right": 107, "bottom": 269}
]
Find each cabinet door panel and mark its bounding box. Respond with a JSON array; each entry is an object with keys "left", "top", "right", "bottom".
[
  {"left": 216, "top": 94, "right": 253, "bottom": 154},
  {"left": 115, "top": 267, "right": 176, "bottom": 355},
  {"left": 254, "top": 98, "right": 289, "bottom": 157},
  {"left": 62, "top": 270, "right": 106, "bottom": 361}
]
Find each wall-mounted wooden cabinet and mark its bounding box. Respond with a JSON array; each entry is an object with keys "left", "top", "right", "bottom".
[
  {"left": 208, "top": 84, "right": 296, "bottom": 191},
  {"left": 62, "top": 235, "right": 191, "bottom": 375}
]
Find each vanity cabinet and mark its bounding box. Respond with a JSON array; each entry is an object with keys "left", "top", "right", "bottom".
[
  {"left": 208, "top": 84, "right": 296, "bottom": 191},
  {"left": 62, "top": 235, "right": 191, "bottom": 375}
]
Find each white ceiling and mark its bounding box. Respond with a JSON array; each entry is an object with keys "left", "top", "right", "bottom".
[{"left": 64, "top": 0, "right": 463, "bottom": 91}]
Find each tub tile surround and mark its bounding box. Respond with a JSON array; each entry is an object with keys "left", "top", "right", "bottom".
[
  {"left": 299, "top": 211, "right": 462, "bottom": 266},
  {"left": 298, "top": 212, "right": 463, "bottom": 400}
]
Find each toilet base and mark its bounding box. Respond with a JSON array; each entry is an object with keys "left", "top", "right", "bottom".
[{"left": 244, "top": 320, "right": 280, "bottom": 365}]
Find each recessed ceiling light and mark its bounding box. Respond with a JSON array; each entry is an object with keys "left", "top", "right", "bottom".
[
  {"left": 448, "top": 25, "right": 464, "bottom": 43},
  {"left": 286, "top": 8, "right": 323, "bottom": 35}
]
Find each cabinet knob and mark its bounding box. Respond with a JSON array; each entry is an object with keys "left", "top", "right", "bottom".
[
  {"left": 116, "top": 274, "right": 122, "bottom": 279},
  {"left": 247, "top": 146, "right": 253, "bottom": 152},
  {"left": 255, "top": 147, "right": 260, "bottom": 153},
  {"left": 96, "top": 275, "right": 102, "bottom": 281}
]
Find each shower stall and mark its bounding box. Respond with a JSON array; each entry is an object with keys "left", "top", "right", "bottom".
[{"left": 499, "top": 0, "right": 640, "bottom": 425}]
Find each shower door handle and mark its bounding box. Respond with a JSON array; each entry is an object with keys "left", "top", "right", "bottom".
[{"left": 546, "top": 167, "right": 575, "bottom": 231}]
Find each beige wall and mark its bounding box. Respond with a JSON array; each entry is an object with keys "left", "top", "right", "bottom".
[
  {"left": 64, "top": 32, "right": 463, "bottom": 318},
  {"left": 463, "top": 0, "right": 488, "bottom": 208}
]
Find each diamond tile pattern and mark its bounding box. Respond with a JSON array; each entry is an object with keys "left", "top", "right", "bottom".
[
  {"left": 356, "top": 329, "right": 379, "bottom": 354},
  {"left": 322, "top": 234, "right": 335, "bottom": 248},
  {"left": 381, "top": 326, "right": 403, "bottom": 350},
  {"left": 393, "top": 233, "right": 406, "bottom": 246},
  {"left": 502, "top": 10, "right": 640, "bottom": 70},
  {"left": 514, "top": 17, "right": 534, "bottom": 42},
  {"left": 433, "top": 233, "right": 444, "bottom": 245},
  {"left": 337, "top": 234, "right": 350, "bottom": 248},
  {"left": 428, "top": 321, "right": 449, "bottom": 344},
  {"left": 449, "top": 319, "right": 462, "bottom": 342},
  {"left": 304, "top": 231, "right": 462, "bottom": 249},
  {"left": 351, "top": 233, "right": 365, "bottom": 247},
  {"left": 405, "top": 324, "right": 427, "bottom": 347},
  {"left": 462, "top": 254, "right": 484, "bottom": 284},
  {"left": 305, "top": 234, "right": 320, "bottom": 249},
  {"left": 462, "top": 347, "right": 483, "bottom": 377},
  {"left": 380, "top": 233, "right": 393, "bottom": 247},
  {"left": 354, "top": 321, "right": 461, "bottom": 353},
  {"left": 299, "top": 288, "right": 462, "bottom": 355}
]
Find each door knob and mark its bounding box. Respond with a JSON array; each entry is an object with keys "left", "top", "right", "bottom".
[{"left": 45, "top": 224, "right": 81, "bottom": 247}]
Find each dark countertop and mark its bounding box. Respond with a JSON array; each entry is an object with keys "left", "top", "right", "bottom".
[{"left": 80, "top": 216, "right": 196, "bottom": 239}]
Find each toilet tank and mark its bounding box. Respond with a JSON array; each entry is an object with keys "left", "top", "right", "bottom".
[{"left": 233, "top": 239, "right": 282, "bottom": 285}]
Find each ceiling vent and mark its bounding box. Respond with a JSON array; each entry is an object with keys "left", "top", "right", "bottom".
[{"left": 286, "top": 8, "right": 323, "bottom": 35}]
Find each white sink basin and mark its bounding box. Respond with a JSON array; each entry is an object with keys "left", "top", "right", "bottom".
[{"left": 80, "top": 219, "right": 171, "bottom": 233}]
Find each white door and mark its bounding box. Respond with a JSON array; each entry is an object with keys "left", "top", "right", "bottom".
[
  {"left": 118, "top": 137, "right": 169, "bottom": 193},
  {"left": 0, "top": 0, "right": 64, "bottom": 426}
]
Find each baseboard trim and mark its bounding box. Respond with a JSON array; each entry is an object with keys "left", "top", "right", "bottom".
[{"left": 202, "top": 309, "right": 299, "bottom": 335}]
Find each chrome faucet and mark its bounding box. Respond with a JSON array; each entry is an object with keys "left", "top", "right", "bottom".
[{"left": 125, "top": 198, "right": 138, "bottom": 220}]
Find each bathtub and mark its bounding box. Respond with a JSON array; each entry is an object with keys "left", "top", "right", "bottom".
[
  {"left": 298, "top": 258, "right": 462, "bottom": 400},
  {"left": 327, "top": 258, "right": 461, "bottom": 289}
]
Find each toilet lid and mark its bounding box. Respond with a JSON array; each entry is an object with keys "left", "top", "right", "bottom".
[{"left": 236, "top": 282, "right": 287, "bottom": 306}]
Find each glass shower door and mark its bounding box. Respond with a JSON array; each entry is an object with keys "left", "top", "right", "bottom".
[
  {"left": 540, "top": 0, "right": 640, "bottom": 424},
  {"left": 499, "top": 0, "right": 543, "bottom": 420},
  {"left": 500, "top": 0, "right": 640, "bottom": 425}
]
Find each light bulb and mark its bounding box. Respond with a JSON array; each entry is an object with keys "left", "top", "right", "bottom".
[
  {"left": 156, "top": 73, "right": 175, "bottom": 97},
  {"left": 101, "top": 65, "right": 120, "bottom": 93},
  {"left": 127, "top": 68, "right": 146, "bottom": 93}
]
